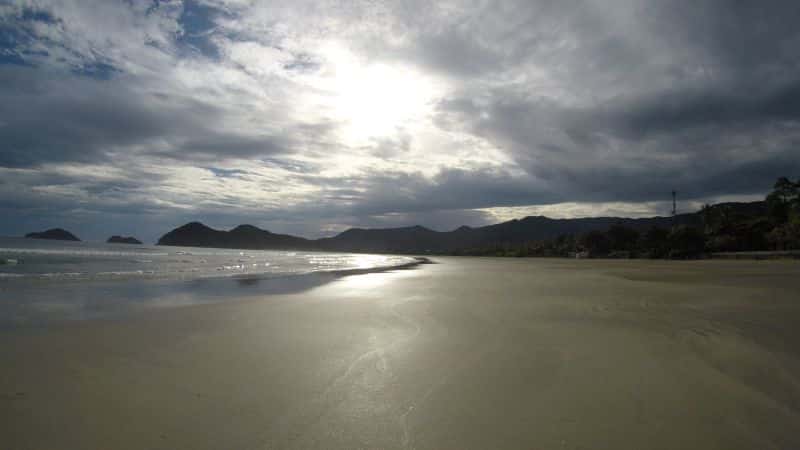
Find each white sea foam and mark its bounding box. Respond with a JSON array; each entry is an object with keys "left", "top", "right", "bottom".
[
  {"left": 0, "top": 247, "right": 169, "bottom": 257},
  {"left": 0, "top": 273, "right": 23, "bottom": 278}
]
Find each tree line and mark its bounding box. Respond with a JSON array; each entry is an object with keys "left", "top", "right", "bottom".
[{"left": 454, "top": 177, "right": 800, "bottom": 258}]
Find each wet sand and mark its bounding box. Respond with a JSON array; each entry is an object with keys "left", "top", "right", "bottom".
[{"left": 2, "top": 258, "right": 800, "bottom": 449}]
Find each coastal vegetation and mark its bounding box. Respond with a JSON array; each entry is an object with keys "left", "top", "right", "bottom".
[{"left": 458, "top": 177, "right": 800, "bottom": 258}]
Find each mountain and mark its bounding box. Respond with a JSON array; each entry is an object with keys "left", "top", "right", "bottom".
[
  {"left": 475, "top": 213, "right": 701, "bottom": 243},
  {"left": 155, "top": 203, "right": 768, "bottom": 254},
  {"left": 25, "top": 228, "right": 80, "bottom": 241},
  {"left": 316, "top": 225, "right": 451, "bottom": 253},
  {"left": 107, "top": 235, "right": 143, "bottom": 245},
  {"left": 315, "top": 213, "right": 702, "bottom": 253},
  {"left": 157, "top": 222, "right": 312, "bottom": 250}
]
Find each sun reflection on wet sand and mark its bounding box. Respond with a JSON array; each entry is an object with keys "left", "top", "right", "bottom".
[{"left": 334, "top": 266, "right": 421, "bottom": 292}]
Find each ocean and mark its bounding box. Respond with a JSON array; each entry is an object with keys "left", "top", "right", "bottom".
[{"left": 0, "top": 237, "right": 416, "bottom": 325}]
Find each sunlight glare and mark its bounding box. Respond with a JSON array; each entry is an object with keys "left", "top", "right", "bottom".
[{"left": 326, "top": 47, "right": 436, "bottom": 141}]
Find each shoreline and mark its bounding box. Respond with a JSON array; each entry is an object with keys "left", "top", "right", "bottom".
[{"left": 0, "top": 256, "right": 431, "bottom": 328}]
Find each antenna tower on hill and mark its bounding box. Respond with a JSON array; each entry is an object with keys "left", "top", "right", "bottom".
[{"left": 671, "top": 190, "right": 677, "bottom": 216}]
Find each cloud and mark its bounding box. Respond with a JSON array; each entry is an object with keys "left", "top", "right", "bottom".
[{"left": 1, "top": 0, "right": 799, "bottom": 240}]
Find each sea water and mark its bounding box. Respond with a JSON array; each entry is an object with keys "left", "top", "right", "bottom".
[{"left": 0, "top": 237, "right": 416, "bottom": 324}]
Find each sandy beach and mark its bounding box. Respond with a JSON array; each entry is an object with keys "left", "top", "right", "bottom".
[{"left": 2, "top": 257, "right": 800, "bottom": 449}]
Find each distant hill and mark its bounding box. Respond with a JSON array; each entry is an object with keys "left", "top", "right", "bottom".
[
  {"left": 155, "top": 204, "right": 723, "bottom": 253},
  {"left": 25, "top": 228, "right": 80, "bottom": 241},
  {"left": 157, "top": 222, "right": 312, "bottom": 250},
  {"left": 317, "top": 225, "right": 450, "bottom": 253},
  {"left": 315, "top": 212, "right": 701, "bottom": 253},
  {"left": 107, "top": 235, "right": 142, "bottom": 245}
]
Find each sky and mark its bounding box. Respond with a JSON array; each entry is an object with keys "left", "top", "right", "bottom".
[{"left": 1, "top": 0, "right": 799, "bottom": 243}]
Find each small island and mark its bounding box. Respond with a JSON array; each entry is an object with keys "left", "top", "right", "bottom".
[
  {"left": 25, "top": 228, "right": 80, "bottom": 241},
  {"left": 107, "top": 235, "right": 143, "bottom": 245}
]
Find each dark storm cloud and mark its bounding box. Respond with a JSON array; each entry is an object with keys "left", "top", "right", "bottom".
[
  {"left": 404, "top": 27, "right": 506, "bottom": 77},
  {"left": 295, "top": 167, "right": 555, "bottom": 219},
  {"left": 605, "top": 81, "right": 800, "bottom": 138},
  {"left": 0, "top": 67, "right": 173, "bottom": 166},
  {"left": 424, "top": 0, "right": 800, "bottom": 206},
  {"left": 646, "top": 0, "right": 800, "bottom": 74},
  {"left": 354, "top": 168, "right": 556, "bottom": 214},
  {"left": 437, "top": 86, "right": 800, "bottom": 204},
  {"left": 0, "top": 65, "right": 295, "bottom": 167}
]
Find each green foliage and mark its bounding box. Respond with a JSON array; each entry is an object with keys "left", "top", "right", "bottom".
[
  {"left": 640, "top": 226, "right": 670, "bottom": 258},
  {"left": 767, "top": 221, "right": 800, "bottom": 250},
  {"left": 766, "top": 177, "right": 800, "bottom": 224},
  {"left": 701, "top": 203, "right": 733, "bottom": 234},
  {"left": 580, "top": 230, "right": 611, "bottom": 257},
  {"left": 667, "top": 225, "right": 706, "bottom": 259},
  {"left": 607, "top": 223, "right": 640, "bottom": 251},
  {"left": 452, "top": 176, "right": 799, "bottom": 259}
]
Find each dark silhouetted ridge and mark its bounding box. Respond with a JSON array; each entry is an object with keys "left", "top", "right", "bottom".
[
  {"left": 157, "top": 222, "right": 311, "bottom": 250},
  {"left": 154, "top": 202, "right": 767, "bottom": 254}
]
